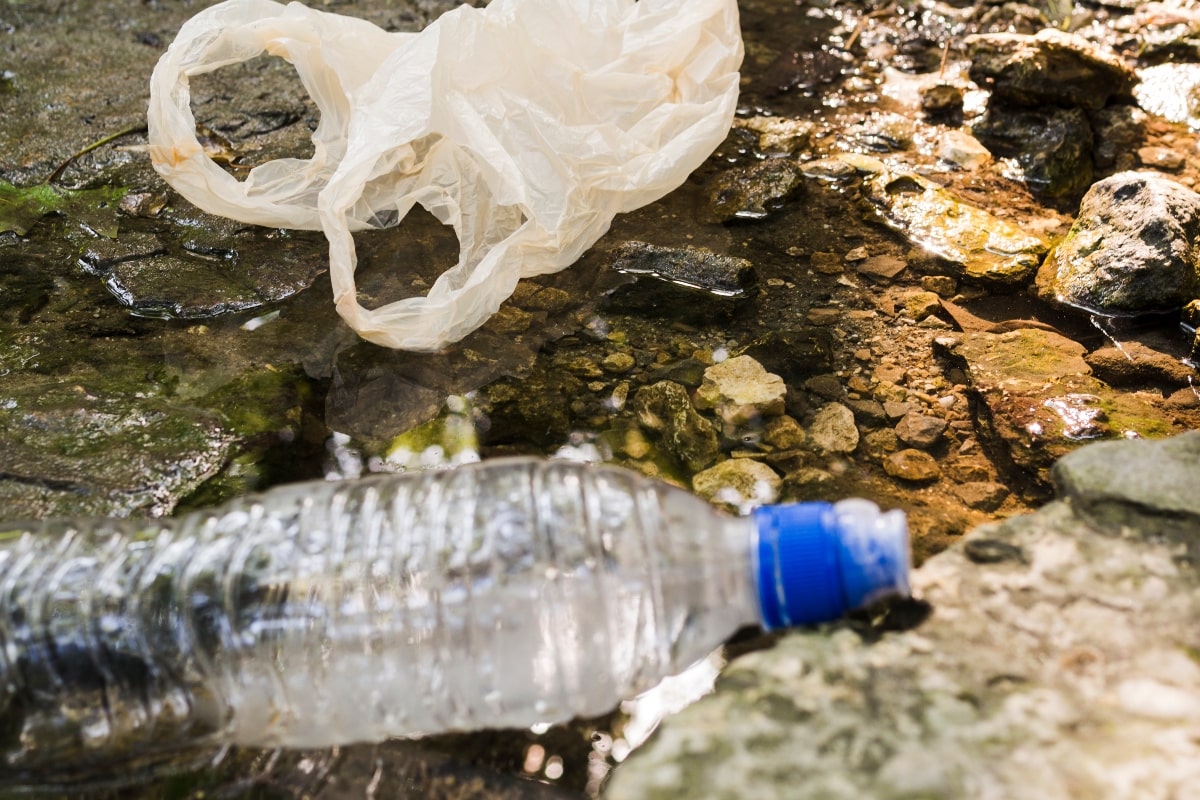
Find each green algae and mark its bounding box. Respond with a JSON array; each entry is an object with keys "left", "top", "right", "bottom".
[{"left": 0, "top": 180, "right": 126, "bottom": 238}]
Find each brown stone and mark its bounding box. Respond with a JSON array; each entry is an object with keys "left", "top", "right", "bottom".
[
  {"left": 895, "top": 412, "right": 948, "bottom": 449},
  {"left": 952, "top": 481, "right": 1010, "bottom": 511},
  {"left": 883, "top": 448, "right": 940, "bottom": 482}
]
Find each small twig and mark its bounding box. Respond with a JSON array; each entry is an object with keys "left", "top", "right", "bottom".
[
  {"left": 844, "top": 3, "right": 897, "bottom": 51},
  {"left": 938, "top": 40, "right": 952, "bottom": 78},
  {"left": 47, "top": 124, "right": 147, "bottom": 185}
]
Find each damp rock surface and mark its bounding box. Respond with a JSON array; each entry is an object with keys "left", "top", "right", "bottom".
[
  {"left": 965, "top": 29, "right": 1138, "bottom": 110},
  {"left": 607, "top": 434, "right": 1200, "bottom": 800},
  {"left": 860, "top": 166, "right": 1049, "bottom": 286},
  {"left": 938, "top": 329, "right": 1184, "bottom": 491},
  {"left": 1038, "top": 171, "right": 1200, "bottom": 314}
]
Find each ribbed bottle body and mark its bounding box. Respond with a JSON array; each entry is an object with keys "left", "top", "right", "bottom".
[{"left": 0, "top": 458, "right": 759, "bottom": 779}]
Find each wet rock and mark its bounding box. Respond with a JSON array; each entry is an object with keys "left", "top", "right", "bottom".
[
  {"left": 799, "top": 157, "right": 858, "bottom": 182},
  {"left": 902, "top": 290, "right": 941, "bottom": 321},
  {"left": 936, "top": 129, "right": 992, "bottom": 170},
  {"left": 803, "top": 374, "right": 846, "bottom": 402},
  {"left": 692, "top": 458, "right": 781, "bottom": 509},
  {"left": 1135, "top": 63, "right": 1200, "bottom": 128},
  {"left": 695, "top": 355, "right": 787, "bottom": 427},
  {"left": 842, "top": 111, "right": 915, "bottom": 154},
  {"left": 810, "top": 251, "right": 843, "bottom": 274},
  {"left": 883, "top": 400, "right": 915, "bottom": 420},
  {"left": 861, "top": 168, "right": 1049, "bottom": 287},
  {"left": 972, "top": 103, "right": 1094, "bottom": 203},
  {"left": 762, "top": 415, "right": 807, "bottom": 451},
  {"left": 738, "top": 329, "right": 834, "bottom": 386},
  {"left": 732, "top": 116, "right": 814, "bottom": 156},
  {"left": 102, "top": 253, "right": 321, "bottom": 319},
  {"left": 920, "top": 83, "right": 964, "bottom": 121},
  {"left": 644, "top": 357, "right": 709, "bottom": 389},
  {"left": 920, "top": 275, "right": 957, "bottom": 298},
  {"left": 609, "top": 241, "right": 758, "bottom": 326},
  {"left": 883, "top": 448, "right": 940, "bottom": 481},
  {"left": 1088, "top": 104, "right": 1146, "bottom": 172},
  {"left": 1038, "top": 172, "right": 1200, "bottom": 315},
  {"left": 1085, "top": 340, "right": 1197, "bottom": 386},
  {"left": 965, "top": 29, "right": 1137, "bottom": 110},
  {"left": 631, "top": 380, "right": 721, "bottom": 473},
  {"left": 951, "top": 480, "right": 1010, "bottom": 511},
  {"left": 1138, "top": 145, "right": 1185, "bottom": 171},
  {"left": 1053, "top": 432, "right": 1200, "bottom": 545},
  {"left": 608, "top": 241, "right": 755, "bottom": 297},
  {"left": 0, "top": 362, "right": 311, "bottom": 519},
  {"left": 704, "top": 159, "right": 805, "bottom": 222},
  {"left": 77, "top": 232, "right": 166, "bottom": 271},
  {"left": 938, "top": 329, "right": 1183, "bottom": 489},
  {"left": 780, "top": 466, "right": 838, "bottom": 500},
  {"left": 845, "top": 398, "right": 887, "bottom": 426},
  {"left": 601, "top": 351, "right": 636, "bottom": 374},
  {"left": 809, "top": 402, "right": 859, "bottom": 455},
  {"left": 608, "top": 434, "right": 1200, "bottom": 800},
  {"left": 894, "top": 412, "right": 947, "bottom": 449},
  {"left": 0, "top": 383, "right": 236, "bottom": 518}
]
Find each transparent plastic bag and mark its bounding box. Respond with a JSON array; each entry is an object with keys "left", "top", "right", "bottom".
[{"left": 148, "top": 0, "right": 743, "bottom": 350}]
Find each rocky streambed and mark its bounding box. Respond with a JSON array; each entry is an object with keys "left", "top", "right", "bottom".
[{"left": 1, "top": 0, "right": 1199, "bottom": 797}]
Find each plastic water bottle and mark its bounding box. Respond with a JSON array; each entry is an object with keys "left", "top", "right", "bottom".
[{"left": 0, "top": 457, "right": 907, "bottom": 786}]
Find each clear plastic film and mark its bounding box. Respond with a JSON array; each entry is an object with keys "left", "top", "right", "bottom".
[{"left": 147, "top": 0, "right": 743, "bottom": 350}]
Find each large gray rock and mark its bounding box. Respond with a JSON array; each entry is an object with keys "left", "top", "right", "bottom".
[
  {"left": 606, "top": 434, "right": 1200, "bottom": 799},
  {"left": 1038, "top": 172, "right": 1200, "bottom": 314}
]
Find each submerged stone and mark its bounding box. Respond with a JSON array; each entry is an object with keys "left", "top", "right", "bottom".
[
  {"left": 1038, "top": 171, "right": 1200, "bottom": 315},
  {"left": 732, "top": 116, "right": 814, "bottom": 156},
  {"left": 861, "top": 168, "right": 1049, "bottom": 287},
  {"left": 632, "top": 380, "right": 721, "bottom": 473},
  {"left": 965, "top": 29, "right": 1137, "bottom": 110},
  {"left": 691, "top": 457, "right": 781, "bottom": 509},
  {"left": 610, "top": 241, "right": 755, "bottom": 297},
  {"left": 808, "top": 402, "right": 859, "bottom": 455},
  {"left": 609, "top": 434, "right": 1200, "bottom": 800},
  {"left": 703, "top": 159, "right": 805, "bottom": 222},
  {"left": 694, "top": 355, "right": 787, "bottom": 426},
  {"left": 882, "top": 447, "right": 940, "bottom": 481}
]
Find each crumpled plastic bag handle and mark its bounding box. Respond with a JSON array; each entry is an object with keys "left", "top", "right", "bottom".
[{"left": 149, "top": 0, "right": 743, "bottom": 351}]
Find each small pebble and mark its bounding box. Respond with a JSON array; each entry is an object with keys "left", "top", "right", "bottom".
[
  {"left": 810, "top": 403, "right": 860, "bottom": 455},
  {"left": 883, "top": 448, "right": 940, "bottom": 481},
  {"left": 602, "top": 352, "right": 636, "bottom": 374},
  {"left": 895, "top": 412, "right": 948, "bottom": 449},
  {"left": 1137, "top": 146, "right": 1185, "bottom": 172},
  {"left": 952, "top": 481, "right": 1010, "bottom": 512}
]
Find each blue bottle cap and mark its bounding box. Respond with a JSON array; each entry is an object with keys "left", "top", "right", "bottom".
[{"left": 752, "top": 499, "right": 910, "bottom": 629}]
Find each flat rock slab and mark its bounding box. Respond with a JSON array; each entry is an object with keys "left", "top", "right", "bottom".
[
  {"left": 860, "top": 167, "right": 1048, "bottom": 287},
  {"left": 937, "top": 328, "right": 1185, "bottom": 488},
  {"left": 607, "top": 434, "right": 1200, "bottom": 800},
  {"left": 0, "top": 380, "right": 236, "bottom": 518}
]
